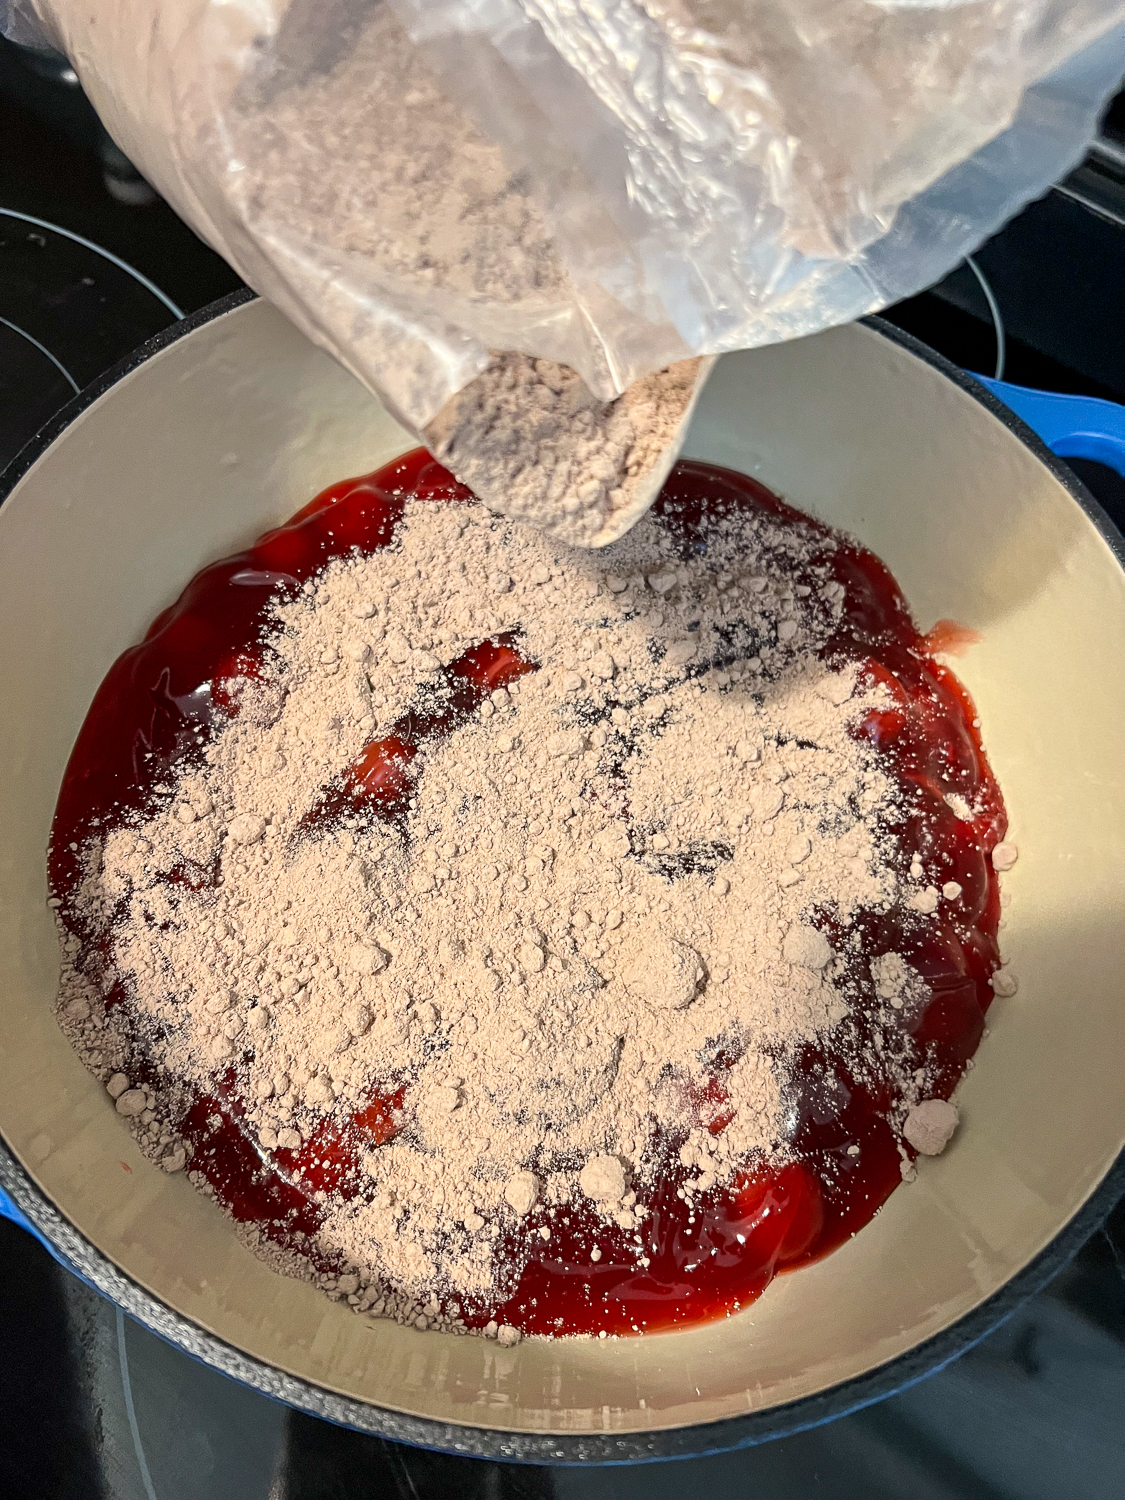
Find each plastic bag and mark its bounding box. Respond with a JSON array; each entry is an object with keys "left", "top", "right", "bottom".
[{"left": 4, "top": 0, "right": 1124, "bottom": 434}]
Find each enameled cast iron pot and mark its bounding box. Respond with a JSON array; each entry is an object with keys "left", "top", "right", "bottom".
[{"left": 1, "top": 291, "right": 1123, "bottom": 1462}]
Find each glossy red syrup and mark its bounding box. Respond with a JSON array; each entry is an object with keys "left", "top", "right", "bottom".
[{"left": 50, "top": 450, "right": 1006, "bottom": 1337}]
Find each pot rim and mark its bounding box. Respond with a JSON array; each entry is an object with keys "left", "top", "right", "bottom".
[{"left": 1, "top": 290, "right": 1122, "bottom": 1463}]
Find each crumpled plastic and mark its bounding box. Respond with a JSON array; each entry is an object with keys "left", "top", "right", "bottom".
[{"left": 4, "top": 0, "right": 1124, "bottom": 433}]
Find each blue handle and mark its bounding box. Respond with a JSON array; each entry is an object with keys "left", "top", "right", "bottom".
[
  {"left": 0, "top": 1181, "right": 75, "bottom": 1269},
  {"left": 975, "top": 376, "right": 1125, "bottom": 481},
  {"left": 0, "top": 1182, "right": 52, "bottom": 1248}
]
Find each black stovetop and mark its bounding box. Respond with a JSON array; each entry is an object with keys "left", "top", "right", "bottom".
[{"left": 1, "top": 35, "right": 1123, "bottom": 1500}]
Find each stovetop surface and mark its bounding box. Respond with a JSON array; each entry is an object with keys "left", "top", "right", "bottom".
[{"left": 1, "top": 36, "right": 1123, "bottom": 1500}]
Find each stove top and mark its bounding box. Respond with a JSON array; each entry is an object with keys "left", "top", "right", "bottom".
[{"left": 1, "top": 34, "right": 1123, "bottom": 1500}]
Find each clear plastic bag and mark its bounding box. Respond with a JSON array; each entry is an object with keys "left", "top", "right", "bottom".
[{"left": 5, "top": 0, "right": 1124, "bottom": 434}]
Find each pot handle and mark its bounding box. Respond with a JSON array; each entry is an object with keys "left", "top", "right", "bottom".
[
  {"left": 975, "top": 376, "right": 1125, "bottom": 480},
  {"left": 0, "top": 1181, "right": 74, "bottom": 1267}
]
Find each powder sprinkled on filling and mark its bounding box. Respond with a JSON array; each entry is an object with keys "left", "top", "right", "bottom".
[
  {"left": 55, "top": 486, "right": 982, "bottom": 1324},
  {"left": 425, "top": 353, "right": 708, "bottom": 547}
]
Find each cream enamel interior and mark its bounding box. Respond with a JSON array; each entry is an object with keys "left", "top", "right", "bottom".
[{"left": 1, "top": 300, "right": 1123, "bottom": 1437}]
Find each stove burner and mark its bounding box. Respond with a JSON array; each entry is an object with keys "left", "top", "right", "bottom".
[
  {"left": 0, "top": 311, "right": 80, "bottom": 393},
  {"left": 0, "top": 206, "right": 184, "bottom": 470}
]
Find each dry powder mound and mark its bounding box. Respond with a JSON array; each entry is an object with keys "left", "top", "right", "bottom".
[
  {"left": 425, "top": 353, "right": 708, "bottom": 547},
  {"left": 58, "top": 491, "right": 934, "bottom": 1321},
  {"left": 248, "top": 7, "right": 565, "bottom": 315},
  {"left": 249, "top": 8, "right": 707, "bottom": 546},
  {"left": 242, "top": 4, "right": 621, "bottom": 444}
]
